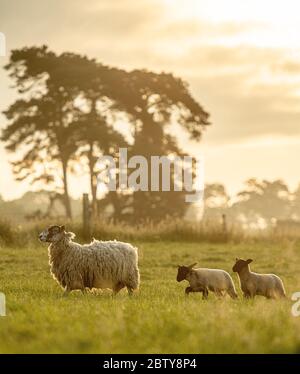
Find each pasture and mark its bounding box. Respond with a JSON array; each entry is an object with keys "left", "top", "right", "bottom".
[{"left": 0, "top": 239, "right": 300, "bottom": 353}]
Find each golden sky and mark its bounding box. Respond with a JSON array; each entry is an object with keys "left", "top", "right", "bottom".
[{"left": 1, "top": 0, "right": 300, "bottom": 199}]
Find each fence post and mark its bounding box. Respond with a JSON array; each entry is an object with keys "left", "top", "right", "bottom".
[
  {"left": 222, "top": 214, "right": 227, "bottom": 235},
  {"left": 83, "top": 193, "right": 91, "bottom": 239}
]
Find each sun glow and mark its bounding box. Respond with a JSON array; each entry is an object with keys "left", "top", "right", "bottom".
[{"left": 162, "top": 0, "right": 300, "bottom": 48}]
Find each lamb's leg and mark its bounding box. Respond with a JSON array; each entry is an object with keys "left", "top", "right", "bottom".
[
  {"left": 228, "top": 288, "right": 238, "bottom": 299},
  {"left": 215, "top": 289, "right": 225, "bottom": 298},
  {"left": 185, "top": 286, "right": 206, "bottom": 298},
  {"left": 202, "top": 287, "right": 209, "bottom": 300},
  {"left": 113, "top": 282, "right": 125, "bottom": 296},
  {"left": 243, "top": 291, "right": 255, "bottom": 299},
  {"left": 243, "top": 292, "right": 250, "bottom": 299},
  {"left": 185, "top": 286, "right": 193, "bottom": 295}
]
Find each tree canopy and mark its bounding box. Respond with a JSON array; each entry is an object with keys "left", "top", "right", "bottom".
[{"left": 2, "top": 46, "right": 210, "bottom": 222}]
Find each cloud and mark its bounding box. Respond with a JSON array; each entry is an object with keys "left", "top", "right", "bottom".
[
  {"left": 1, "top": 1, "right": 300, "bottom": 150},
  {"left": 157, "top": 19, "right": 265, "bottom": 41}
]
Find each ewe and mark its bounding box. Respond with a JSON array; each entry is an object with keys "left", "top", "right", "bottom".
[
  {"left": 39, "top": 225, "right": 140, "bottom": 295},
  {"left": 177, "top": 263, "right": 237, "bottom": 299},
  {"left": 232, "top": 258, "right": 286, "bottom": 299}
]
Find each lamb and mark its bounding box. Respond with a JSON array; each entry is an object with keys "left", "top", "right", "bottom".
[
  {"left": 232, "top": 258, "right": 286, "bottom": 299},
  {"left": 176, "top": 263, "right": 238, "bottom": 299},
  {"left": 39, "top": 225, "right": 140, "bottom": 295}
]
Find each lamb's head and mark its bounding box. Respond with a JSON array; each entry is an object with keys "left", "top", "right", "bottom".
[
  {"left": 232, "top": 258, "right": 253, "bottom": 273},
  {"left": 39, "top": 225, "right": 67, "bottom": 243},
  {"left": 176, "top": 263, "right": 197, "bottom": 282}
]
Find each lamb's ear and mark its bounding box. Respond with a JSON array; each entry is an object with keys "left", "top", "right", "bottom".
[
  {"left": 188, "top": 263, "right": 197, "bottom": 269},
  {"left": 236, "top": 257, "right": 239, "bottom": 261},
  {"left": 60, "top": 225, "right": 65, "bottom": 232},
  {"left": 246, "top": 259, "right": 253, "bottom": 264}
]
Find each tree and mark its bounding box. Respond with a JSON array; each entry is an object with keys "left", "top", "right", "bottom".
[
  {"left": 290, "top": 183, "right": 300, "bottom": 220},
  {"left": 101, "top": 70, "right": 210, "bottom": 222},
  {"left": 203, "top": 183, "right": 230, "bottom": 220},
  {"left": 2, "top": 47, "right": 96, "bottom": 218},
  {"left": 2, "top": 46, "right": 128, "bottom": 219},
  {"left": 2, "top": 46, "right": 211, "bottom": 223},
  {"left": 232, "top": 178, "right": 291, "bottom": 224},
  {"left": 74, "top": 96, "right": 127, "bottom": 217}
]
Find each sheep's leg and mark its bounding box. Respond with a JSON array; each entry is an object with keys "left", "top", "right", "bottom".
[
  {"left": 266, "top": 290, "right": 277, "bottom": 299},
  {"left": 126, "top": 286, "right": 134, "bottom": 296},
  {"left": 228, "top": 288, "right": 238, "bottom": 299},
  {"left": 184, "top": 286, "right": 198, "bottom": 296},
  {"left": 202, "top": 287, "right": 209, "bottom": 300},
  {"left": 215, "top": 289, "right": 225, "bottom": 298},
  {"left": 185, "top": 286, "right": 192, "bottom": 295},
  {"left": 186, "top": 287, "right": 206, "bottom": 297},
  {"left": 63, "top": 287, "right": 71, "bottom": 297},
  {"left": 243, "top": 292, "right": 250, "bottom": 299},
  {"left": 184, "top": 286, "right": 208, "bottom": 299},
  {"left": 113, "top": 282, "right": 125, "bottom": 296},
  {"left": 243, "top": 291, "right": 255, "bottom": 299}
]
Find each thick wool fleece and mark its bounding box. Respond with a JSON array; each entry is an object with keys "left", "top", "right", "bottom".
[{"left": 48, "top": 234, "right": 140, "bottom": 292}]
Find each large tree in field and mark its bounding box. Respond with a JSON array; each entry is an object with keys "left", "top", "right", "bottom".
[
  {"left": 74, "top": 95, "right": 128, "bottom": 217},
  {"left": 1, "top": 46, "right": 128, "bottom": 219},
  {"left": 101, "top": 69, "right": 210, "bottom": 222},
  {"left": 2, "top": 47, "right": 93, "bottom": 218},
  {"left": 2, "top": 46, "right": 211, "bottom": 223}
]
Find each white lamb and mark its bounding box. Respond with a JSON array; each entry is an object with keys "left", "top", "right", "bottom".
[
  {"left": 39, "top": 225, "right": 140, "bottom": 295},
  {"left": 232, "top": 258, "right": 286, "bottom": 299},
  {"left": 177, "top": 263, "right": 238, "bottom": 299}
]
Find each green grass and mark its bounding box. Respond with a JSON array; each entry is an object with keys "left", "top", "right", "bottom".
[{"left": 0, "top": 240, "right": 300, "bottom": 353}]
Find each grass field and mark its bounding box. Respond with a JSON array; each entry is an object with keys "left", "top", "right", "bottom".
[{"left": 0, "top": 239, "right": 300, "bottom": 353}]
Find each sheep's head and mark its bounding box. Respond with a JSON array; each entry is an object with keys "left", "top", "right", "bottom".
[
  {"left": 177, "top": 263, "right": 197, "bottom": 282},
  {"left": 39, "top": 225, "right": 66, "bottom": 243},
  {"left": 232, "top": 258, "right": 253, "bottom": 272}
]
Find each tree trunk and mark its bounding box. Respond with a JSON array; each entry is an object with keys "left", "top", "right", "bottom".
[
  {"left": 88, "top": 141, "right": 98, "bottom": 218},
  {"left": 62, "top": 159, "right": 72, "bottom": 220}
]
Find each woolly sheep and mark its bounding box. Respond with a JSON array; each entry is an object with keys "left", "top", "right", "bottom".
[
  {"left": 232, "top": 258, "right": 286, "bottom": 299},
  {"left": 39, "top": 225, "right": 140, "bottom": 295},
  {"left": 176, "top": 263, "right": 238, "bottom": 299}
]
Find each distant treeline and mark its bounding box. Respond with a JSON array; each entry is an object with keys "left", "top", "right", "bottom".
[
  {"left": 202, "top": 178, "right": 300, "bottom": 228},
  {"left": 1, "top": 177, "right": 299, "bottom": 227}
]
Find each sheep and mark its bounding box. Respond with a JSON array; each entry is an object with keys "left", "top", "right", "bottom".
[
  {"left": 176, "top": 263, "right": 238, "bottom": 299},
  {"left": 39, "top": 225, "right": 140, "bottom": 296},
  {"left": 232, "top": 258, "right": 286, "bottom": 299}
]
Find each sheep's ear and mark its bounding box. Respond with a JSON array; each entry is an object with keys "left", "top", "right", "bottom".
[
  {"left": 236, "top": 257, "right": 239, "bottom": 261},
  {"left": 188, "top": 263, "right": 197, "bottom": 269},
  {"left": 60, "top": 225, "right": 65, "bottom": 232},
  {"left": 246, "top": 259, "right": 253, "bottom": 264}
]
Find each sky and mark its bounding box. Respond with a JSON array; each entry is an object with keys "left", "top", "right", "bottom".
[{"left": 1, "top": 0, "right": 300, "bottom": 200}]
